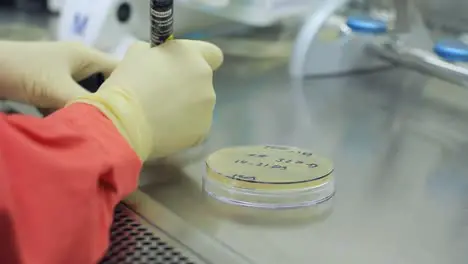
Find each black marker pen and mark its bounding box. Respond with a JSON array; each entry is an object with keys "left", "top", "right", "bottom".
[{"left": 150, "top": 0, "right": 174, "bottom": 47}]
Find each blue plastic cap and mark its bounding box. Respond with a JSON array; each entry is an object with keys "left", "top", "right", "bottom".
[
  {"left": 346, "top": 15, "right": 388, "bottom": 34},
  {"left": 433, "top": 39, "right": 468, "bottom": 62}
]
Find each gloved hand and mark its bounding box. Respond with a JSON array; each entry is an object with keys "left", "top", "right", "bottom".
[
  {"left": 71, "top": 40, "right": 223, "bottom": 161},
  {"left": 0, "top": 41, "right": 117, "bottom": 108}
]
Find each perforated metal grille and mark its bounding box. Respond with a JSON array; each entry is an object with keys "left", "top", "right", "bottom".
[{"left": 100, "top": 204, "right": 198, "bottom": 264}]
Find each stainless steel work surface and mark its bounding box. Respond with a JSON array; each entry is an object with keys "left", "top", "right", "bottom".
[{"left": 136, "top": 58, "right": 468, "bottom": 264}]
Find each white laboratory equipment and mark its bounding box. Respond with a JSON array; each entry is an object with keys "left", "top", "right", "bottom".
[
  {"left": 56, "top": 0, "right": 226, "bottom": 58},
  {"left": 180, "top": 0, "right": 316, "bottom": 27},
  {"left": 289, "top": 0, "right": 432, "bottom": 78},
  {"left": 294, "top": 12, "right": 391, "bottom": 76},
  {"left": 56, "top": 0, "right": 320, "bottom": 58},
  {"left": 366, "top": 0, "right": 468, "bottom": 87},
  {"left": 289, "top": 0, "right": 388, "bottom": 77},
  {"left": 47, "top": 0, "right": 65, "bottom": 13}
]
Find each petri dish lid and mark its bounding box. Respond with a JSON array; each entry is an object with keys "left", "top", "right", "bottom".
[
  {"left": 433, "top": 39, "right": 468, "bottom": 62},
  {"left": 203, "top": 145, "right": 335, "bottom": 209},
  {"left": 346, "top": 15, "right": 388, "bottom": 34}
]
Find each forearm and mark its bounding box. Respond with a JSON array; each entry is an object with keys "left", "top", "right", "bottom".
[{"left": 0, "top": 103, "right": 142, "bottom": 264}]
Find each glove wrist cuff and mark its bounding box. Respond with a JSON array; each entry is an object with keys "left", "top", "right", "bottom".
[{"left": 69, "top": 88, "right": 153, "bottom": 161}]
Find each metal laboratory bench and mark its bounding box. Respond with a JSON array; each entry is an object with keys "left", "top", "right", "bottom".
[
  {"left": 130, "top": 60, "right": 468, "bottom": 264},
  {"left": 1, "top": 11, "right": 468, "bottom": 264}
]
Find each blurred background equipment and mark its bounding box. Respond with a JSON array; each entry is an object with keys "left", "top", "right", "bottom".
[
  {"left": 0, "top": 0, "right": 47, "bottom": 12},
  {"left": 46, "top": 0, "right": 64, "bottom": 13},
  {"left": 366, "top": 0, "right": 468, "bottom": 88},
  {"left": 56, "top": 0, "right": 229, "bottom": 57},
  {"left": 289, "top": 0, "right": 395, "bottom": 77},
  {"left": 178, "top": 0, "right": 315, "bottom": 27},
  {"left": 54, "top": 0, "right": 317, "bottom": 59},
  {"left": 289, "top": 0, "right": 433, "bottom": 77},
  {"left": 290, "top": 0, "right": 468, "bottom": 87}
]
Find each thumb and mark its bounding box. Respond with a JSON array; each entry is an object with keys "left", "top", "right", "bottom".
[
  {"left": 72, "top": 46, "right": 119, "bottom": 80},
  {"left": 183, "top": 40, "right": 224, "bottom": 70},
  {"left": 37, "top": 76, "right": 92, "bottom": 108}
]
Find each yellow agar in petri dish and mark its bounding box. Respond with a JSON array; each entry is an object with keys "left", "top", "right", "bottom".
[{"left": 204, "top": 145, "right": 335, "bottom": 209}]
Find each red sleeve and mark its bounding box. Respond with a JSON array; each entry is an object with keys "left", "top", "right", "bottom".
[{"left": 0, "top": 103, "right": 142, "bottom": 264}]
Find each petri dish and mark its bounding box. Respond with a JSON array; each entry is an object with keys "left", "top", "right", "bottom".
[{"left": 203, "top": 145, "right": 335, "bottom": 210}]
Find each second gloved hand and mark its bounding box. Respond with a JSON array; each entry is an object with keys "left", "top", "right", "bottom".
[
  {"left": 0, "top": 41, "right": 117, "bottom": 108},
  {"left": 71, "top": 40, "right": 223, "bottom": 161}
]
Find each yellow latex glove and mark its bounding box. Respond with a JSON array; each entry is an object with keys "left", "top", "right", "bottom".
[
  {"left": 71, "top": 40, "right": 223, "bottom": 161},
  {"left": 0, "top": 41, "right": 117, "bottom": 108}
]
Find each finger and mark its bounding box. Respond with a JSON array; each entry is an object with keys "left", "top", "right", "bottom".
[
  {"left": 64, "top": 42, "right": 119, "bottom": 80},
  {"left": 39, "top": 76, "right": 92, "bottom": 108},
  {"left": 190, "top": 40, "right": 224, "bottom": 70},
  {"left": 79, "top": 48, "right": 119, "bottom": 79},
  {"left": 175, "top": 40, "right": 224, "bottom": 70}
]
